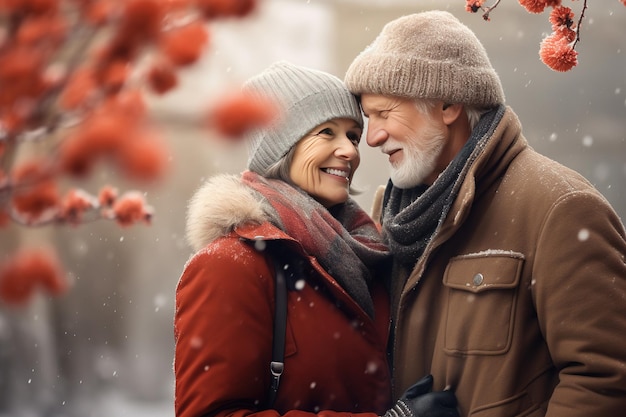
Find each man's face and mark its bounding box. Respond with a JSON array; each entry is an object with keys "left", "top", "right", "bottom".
[{"left": 360, "top": 94, "right": 447, "bottom": 189}]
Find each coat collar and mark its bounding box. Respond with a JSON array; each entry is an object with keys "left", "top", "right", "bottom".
[
  {"left": 442, "top": 105, "right": 528, "bottom": 233},
  {"left": 185, "top": 173, "right": 272, "bottom": 252}
]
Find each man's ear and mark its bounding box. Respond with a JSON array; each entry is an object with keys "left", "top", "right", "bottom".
[{"left": 442, "top": 103, "right": 464, "bottom": 126}]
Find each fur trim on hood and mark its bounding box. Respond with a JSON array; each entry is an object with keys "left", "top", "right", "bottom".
[{"left": 185, "top": 174, "right": 270, "bottom": 252}]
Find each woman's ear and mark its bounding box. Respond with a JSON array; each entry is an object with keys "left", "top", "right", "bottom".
[{"left": 442, "top": 103, "right": 464, "bottom": 126}]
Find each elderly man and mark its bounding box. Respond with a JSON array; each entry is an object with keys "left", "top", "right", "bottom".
[{"left": 345, "top": 10, "right": 626, "bottom": 417}]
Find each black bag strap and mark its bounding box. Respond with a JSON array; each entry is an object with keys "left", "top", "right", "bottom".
[{"left": 267, "top": 254, "right": 288, "bottom": 408}]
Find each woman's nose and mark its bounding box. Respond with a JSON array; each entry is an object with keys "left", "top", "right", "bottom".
[{"left": 335, "top": 136, "right": 359, "bottom": 160}]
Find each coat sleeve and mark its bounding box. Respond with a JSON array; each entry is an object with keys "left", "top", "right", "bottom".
[
  {"left": 174, "top": 239, "right": 382, "bottom": 417},
  {"left": 532, "top": 189, "right": 626, "bottom": 416},
  {"left": 174, "top": 239, "right": 276, "bottom": 417}
]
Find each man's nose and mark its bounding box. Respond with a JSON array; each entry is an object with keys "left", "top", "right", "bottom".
[{"left": 366, "top": 125, "right": 388, "bottom": 148}]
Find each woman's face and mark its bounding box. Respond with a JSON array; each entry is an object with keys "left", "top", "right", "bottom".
[{"left": 289, "top": 118, "right": 362, "bottom": 208}]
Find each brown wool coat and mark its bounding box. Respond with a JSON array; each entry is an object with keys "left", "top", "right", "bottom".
[
  {"left": 373, "top": 106, "right": 626, "bottom": 417},
  {"left": 175, "top": 176, "right": 392, "bottom": 417}
]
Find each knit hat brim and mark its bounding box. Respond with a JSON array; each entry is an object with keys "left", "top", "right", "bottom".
[
  {"left": 244, "top": 62, "right": 363, "bottom": 176},
  {"left": 345, "top": 11, "right": 505, "bottom": 107}
]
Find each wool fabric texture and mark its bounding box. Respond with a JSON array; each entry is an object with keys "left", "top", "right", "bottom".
[
  {"left": 243, "top": 61, "right": 363, "bottom": 175},
  {"left": 241, "top": 171, "right": 390, "bottom": 318},
  {"left": 344, "top": 10, "right": 505, "bottom": 106}
]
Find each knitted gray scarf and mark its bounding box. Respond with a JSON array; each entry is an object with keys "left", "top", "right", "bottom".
[{"left": 382, "top": 106, "right": 504, "bottom": 271}]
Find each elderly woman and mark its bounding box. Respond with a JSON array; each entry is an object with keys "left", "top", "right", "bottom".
[{"left": 173, "top": 62, "right": 457, "bottom": 417}]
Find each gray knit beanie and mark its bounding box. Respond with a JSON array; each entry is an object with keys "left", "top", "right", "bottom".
[
  {"left": 243, "top": 61, "right": 363, "bottom": 176},
  {"left": 345, "top": 10, "right": 505, "bottom": 106}
]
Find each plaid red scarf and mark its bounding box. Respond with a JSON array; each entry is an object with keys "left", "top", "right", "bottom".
[{"left": 242, "top": 171, "right": 389, "bottom": 317}]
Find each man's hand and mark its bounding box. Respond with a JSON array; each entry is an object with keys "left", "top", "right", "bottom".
[{"left": 383, "top": 375, "right": 459, "bottom": 417}]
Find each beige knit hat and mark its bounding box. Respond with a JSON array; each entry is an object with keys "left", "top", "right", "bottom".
[
  {"left": 243, "top": 61, "right": 363, "bottom": 176},
  {"left": 345, "top": 10, "right": 505, "bottom": 106}
]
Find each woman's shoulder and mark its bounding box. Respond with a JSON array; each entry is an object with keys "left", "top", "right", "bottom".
[
  {"left": 185, "top": 233, "right": 267, "bottom": 273},
  {"left": 185, "top": 173, "right": 271, "bottom": 252},
  {"left": 177, "top": 233, "right": 275, "bottom": 301}
]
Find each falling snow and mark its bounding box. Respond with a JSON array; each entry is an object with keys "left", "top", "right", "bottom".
[{"left": 3, "top": 1, "right": 625, "bottom": 416}]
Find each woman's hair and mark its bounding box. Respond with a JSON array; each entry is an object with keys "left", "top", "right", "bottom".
[
  {"left": 264, "top": 147, "right": 295, "bottom": 184},
  {"left": 264, "top": 144, "right": 362, "bottom": 196}
]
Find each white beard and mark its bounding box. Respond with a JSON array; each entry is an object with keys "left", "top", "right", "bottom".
[{"left": 387, "top": 125, "right": 446, "bottom": 189}]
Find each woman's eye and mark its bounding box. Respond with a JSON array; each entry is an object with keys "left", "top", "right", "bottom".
[
  {"left": 317, "top": 127, "right": 334, "bottom": 136},
  {"left": 347, "top": 132, "right": 361, "bottom": 145}
]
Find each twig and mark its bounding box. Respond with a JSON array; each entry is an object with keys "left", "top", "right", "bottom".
[
  {"left": 573, "top": 0, "right": 588, "bottom": 49},
  {"left": 482, "top": 0, "right": 502, "bottom": 21}
]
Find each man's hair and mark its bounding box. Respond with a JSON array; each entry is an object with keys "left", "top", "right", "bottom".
[
  {"left": 413, "top": 99, "right": 490, "bottom": 131},
  {"left": 466, "top": 106, "right": 490, "bottom": 130}
]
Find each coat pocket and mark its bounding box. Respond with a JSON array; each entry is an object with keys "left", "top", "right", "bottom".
[
  {"left": 442, "top": 251, "right": 524, "bottom": 355},
  {"left": 469, "top": 390, "right": 543, "bottom": 417}
]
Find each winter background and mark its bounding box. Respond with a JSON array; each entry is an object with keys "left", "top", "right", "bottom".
[{"left": 1, "top": 0, "right": 625, "bottom": 416}]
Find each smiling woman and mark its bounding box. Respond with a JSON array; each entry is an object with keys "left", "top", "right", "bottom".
[
  {"left": 175, "top": 61, "right": 392, "bottom": 417},
  {"left": 174, "top": 60, "right": 459, "bottom": 417},
  {"left": 288, "top": 117, "right": 362, "bottom": 207}
]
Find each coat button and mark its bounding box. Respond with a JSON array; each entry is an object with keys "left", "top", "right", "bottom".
[{"left": 472, "top": 273, "right": 484, "bottom": 286}]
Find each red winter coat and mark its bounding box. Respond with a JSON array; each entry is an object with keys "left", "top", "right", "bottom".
[{"left": 175, "top": 174, "right": 392, "bottom": 417}]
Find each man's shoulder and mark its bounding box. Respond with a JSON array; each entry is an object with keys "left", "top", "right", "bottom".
[{"left": 505, "top": 148, "right": 595, "bottom": 196}]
